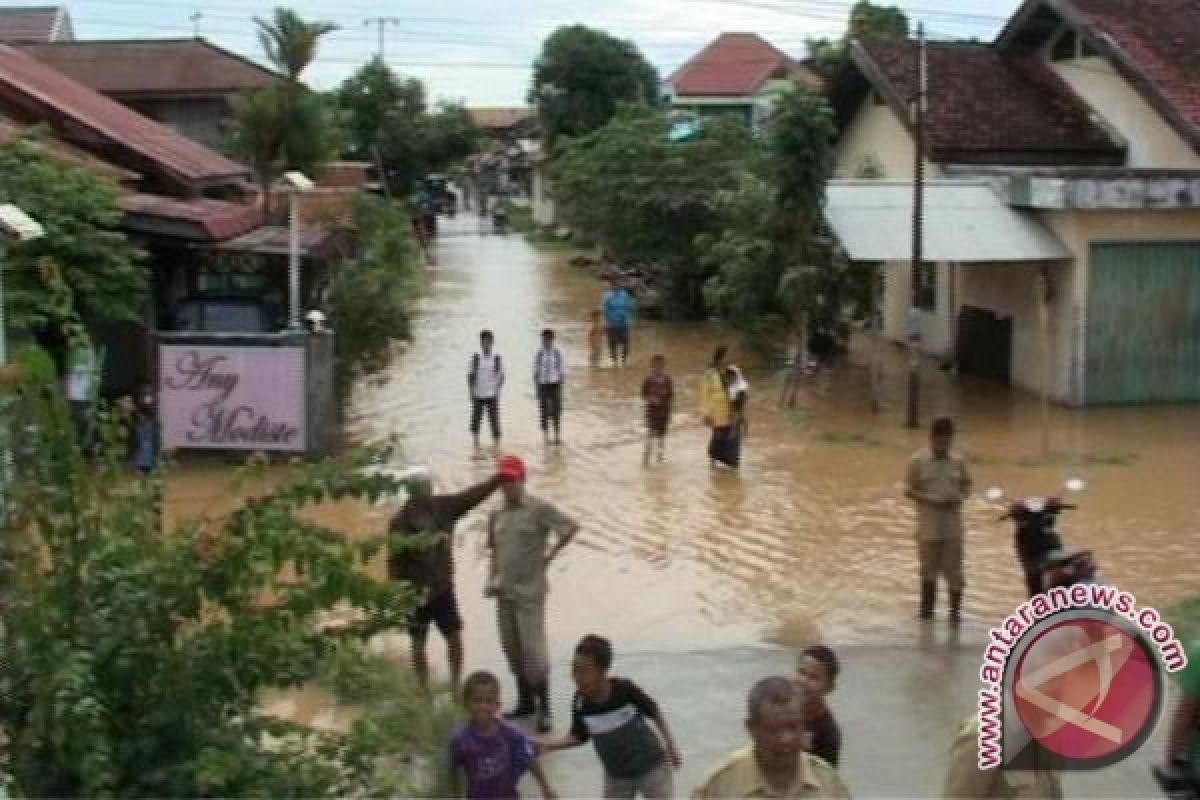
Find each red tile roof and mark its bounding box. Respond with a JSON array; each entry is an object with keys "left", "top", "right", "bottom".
[
  {"left": 0, "top": 44, "right": 248, "bottom": 188},
  {"left": 1000, "top": 0, "right": 1200, "bottom": 154},
  {"left": 850, "top": 39, "right": 1123, "bottom": 165},
  {"left": 15, "top": 38, "right": 278, "bottom": 96},
  {"left": 0, "top": 6, "right": 71, "bottom": 43},
  {"left": 668, "top": 33, "right": 794, "bottom": 97},
  {"left": 119, "top": 192, "right": 262, "bottom": 241}
]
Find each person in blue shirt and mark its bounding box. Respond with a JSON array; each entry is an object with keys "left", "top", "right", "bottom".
[{"left": 600, "top": 278, "right": 636, "bottom": 368}]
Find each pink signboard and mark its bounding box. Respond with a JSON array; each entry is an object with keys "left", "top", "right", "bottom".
[{"left": 159, "top": 345, "right": 307, "bottom": 451}]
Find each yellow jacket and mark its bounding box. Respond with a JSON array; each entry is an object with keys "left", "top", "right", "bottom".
[{"left": 700, "top": 368, "right": 731, "bottom": 427}]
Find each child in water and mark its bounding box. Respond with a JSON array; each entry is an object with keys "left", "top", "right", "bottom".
[
  {"left": 641, "top": 354, "right": 674, "bottom": 464},
  {"left": 587, "top": 310, "right": 604, "bottom": 367}
]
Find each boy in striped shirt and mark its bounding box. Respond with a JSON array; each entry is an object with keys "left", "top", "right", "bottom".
[{"left": 538, "top": 635, "right": 681, "bottom": 798}]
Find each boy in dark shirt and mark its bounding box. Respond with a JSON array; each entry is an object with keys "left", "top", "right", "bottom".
[
  {"left": 795, "top": 644, "right": 843, "bottom": 767},
  {"left": 538, "top": 635, "right": 681, "bottom": 798},
  {"left": 388, "top": 467, "right": 501, "bottom": 691}
]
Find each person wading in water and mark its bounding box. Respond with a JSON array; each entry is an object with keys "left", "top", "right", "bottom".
[{"left": 700, "top": 346, "right": 734, "bottom": 469}]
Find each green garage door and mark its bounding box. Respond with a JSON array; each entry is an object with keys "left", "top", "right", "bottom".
[{"left": 1087, "top": 242, "right": 1200, "bottom": 404}]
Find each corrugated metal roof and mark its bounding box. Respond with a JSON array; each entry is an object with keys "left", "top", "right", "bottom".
[
  {"left": 0, "top": 113, "right": 139, "bottom": 181},
  {"left": 824, "top": 180, "right": 1071, "bottom": 262},
  {"left": 0, "top": 44, "right": 249, "bottom": 187}
]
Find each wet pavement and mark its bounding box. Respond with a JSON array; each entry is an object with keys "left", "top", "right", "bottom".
[{"left": 170, "top": 214, "right": 1198, "bottom": 796}]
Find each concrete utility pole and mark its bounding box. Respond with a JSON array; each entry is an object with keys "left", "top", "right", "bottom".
[
  {"left": 364, "top": 17, "right": 401, "bottom": 59},
  {"left": 906, "top": 22, "right": 928, "bottom": 429},
  {"left": 190, "top": 11, "right": 202, "bottom": 38}
]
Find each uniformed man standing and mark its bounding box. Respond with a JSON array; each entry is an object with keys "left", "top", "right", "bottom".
[{"left": 905, "top": 416, "right": 972, "bottom": 623}]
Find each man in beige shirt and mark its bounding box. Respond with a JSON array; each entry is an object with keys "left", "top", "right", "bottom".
[
  {"left": 942, "top": 714, "right": 1063, "bottom": 799},
  {"left": 487, "top": 455, "right": 579, "bottom": 734},
  {"left": 905, "top": 416, "right": 972, "bottom": 623},
  {"left": 694, "top": 676, "right": 850, "bottom": 799}
]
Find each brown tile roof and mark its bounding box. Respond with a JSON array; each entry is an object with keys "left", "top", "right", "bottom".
[
  {"left": 668, "top": 33, "right": 794, "bottom": 97},
  {"left": 119, "top": 192, "right": 262, "bottom": 241},
  {"left": 0, "top": 6, "right": 71, "bottom": 42},
  {"left": 849, "top": 38, "right": 1123, "bottom": 165},
  {"left": 468, "top": 107, "right": 532, "bottom": 131},
  {"left": 998, "top": 0, "right": 1200, "bottom": 154},
  {"left": 0, "top": 44, "right": 248, "bottom": 189},
  {"left": 15, "top": 38, "right": 278, "bottom": 96}
]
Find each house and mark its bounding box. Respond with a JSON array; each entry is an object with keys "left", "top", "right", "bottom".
[
  {"left": 468, "top": 106, "right": 534, "bottom": 141},
  {"left": 16, "top": 38, "right": 279, "bottom": 148},
  {"left": 665, "top": 33, "right": 822, "bottom": 127},
  {"left": 0, "top": 44, "right": 339, "bottom": 396},
  {"left": 824, "top": 0, "right": 1200, "bottom": 406},
  {"left": 0, "top": 6, "right": 73, "bottom": 42}
]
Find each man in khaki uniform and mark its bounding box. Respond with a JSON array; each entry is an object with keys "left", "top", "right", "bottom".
[
  {"left": 487, "top": 455, "right": 579, "bottom": 734},
  {"left": 905, "top": 416, "right": 972, "bottom": 623},
  {"left": 942, "top": 714, "right": 1063, "bottom": 799},
  {"left": 693, "top": 676, "right": 849, "bottom": 799}
]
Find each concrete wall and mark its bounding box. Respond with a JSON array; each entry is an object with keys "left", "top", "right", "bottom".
[
  {"left": 532, "top": 163, "right": 555, "bottom": 227},
  {"left": 834, "top": 97, "right": 932, "bottom": 180},
  {"left": 125, "top": 97, "right": 229, "bottom": 150},
  {"left": 1051, "top": 57, "right": 1200, "bottom": 169},
  {"left": 879, "top": 260, "right": 956, "bottom": 357}
]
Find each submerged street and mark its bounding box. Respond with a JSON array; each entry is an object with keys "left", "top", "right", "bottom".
[{"left": 321, "top": 215, "right": 1194, "bottom": 795}]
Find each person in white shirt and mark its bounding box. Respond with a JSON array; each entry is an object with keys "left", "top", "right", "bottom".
[
  {"left": 468, "top": 329, "right": 505, "bottom": 449},
  {"left": 533, "top": 328, "right": 565, "bottom": 445}
]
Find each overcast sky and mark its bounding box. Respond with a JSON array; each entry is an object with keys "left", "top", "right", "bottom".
[{"left": 71, "top": 0, "right": 1025, "bottom": 105}]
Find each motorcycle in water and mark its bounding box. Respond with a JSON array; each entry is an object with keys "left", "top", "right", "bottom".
[
  {"left": 985, "top": 478, "right": 1099, "bottom": 597},
  {"left": 492, "top": 206, "right": 509, "bottom": 235}
]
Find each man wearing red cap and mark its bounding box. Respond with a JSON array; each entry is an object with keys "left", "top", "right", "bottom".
[{"left": 486, "top": 455, "right": 579, "bottom": 733}]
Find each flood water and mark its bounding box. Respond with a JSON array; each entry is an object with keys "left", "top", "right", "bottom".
[
  {"left": 159, "top": 215, "right": 1198, "bottom": 792},
  {"left": 336, "top": 214, "right": 1200, "bottom": 658}
]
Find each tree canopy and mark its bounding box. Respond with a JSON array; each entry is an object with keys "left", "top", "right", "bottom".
[
  {"left": 0, "top": 136, "right": 145, "bottom": 337},
  {"left": 807, "top": 1, "right": 910, "bottom": 73},
  {"left": 334, "top": 58, "right": 479, "bottom": 194},
  {"left": 530, "top": 25, "right": 661, "bottom": 147},
  {"left": 551, "top": 110, "right": 754, "bottom": 316}
]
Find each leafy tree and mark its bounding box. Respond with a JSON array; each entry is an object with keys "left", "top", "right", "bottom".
[
  {"left": 0, "top": 373, "right": 443, "bottom": 797},
  {"left": 328, "top": 194, "right": 420, "bottom": 400},
  {"left": 0, "top": 136, "right": 145, "bottom": 336},
  {"left": 807, "top": 0, "right": 910, "bottom": 73},
  {"left": 334, "top": 59, "right": 479, "bottom": 194},
  {"left": 551, "top": 110, "right": 754, "bottom": 316},
  {"left": 703, "top": 87, "right": 869, "bottom": 351},
  {"left": 231, "top": 7, "right": 338, "bottom": 215},
  {"left": 530, "top": 26, "right": 660, "bottom": 147}
]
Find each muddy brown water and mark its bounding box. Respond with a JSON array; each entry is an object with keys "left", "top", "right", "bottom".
[{"left": 167, "top": 215, "right": 1199, "bottom": 728}]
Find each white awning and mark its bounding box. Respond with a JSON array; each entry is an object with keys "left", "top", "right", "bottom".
[{"left": 824, "top": 180, "right": 1071, "bottom": 263}]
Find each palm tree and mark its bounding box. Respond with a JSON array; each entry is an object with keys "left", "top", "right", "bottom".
[
  {"left": 254, "top": 8, "right": 338, "bottom": 83},
  {"left": 233, "top": 8, "right": 338, "bottom": 215}
]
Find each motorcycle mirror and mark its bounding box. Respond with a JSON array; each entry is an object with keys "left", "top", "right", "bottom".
[
  {"left": 985, "top": 487, "right": 1005, "bottom": 502},
  {"left": 1064, "top": 478, "right": 1087, "bottom": 493}
]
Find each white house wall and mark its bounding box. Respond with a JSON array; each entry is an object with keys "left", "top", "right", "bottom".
[
  {"left": 1051, "top": 57, "right": 1200, "bottom": 169},
  {"left": 834, "top": 98, "right": 936, "bottom": 180}
]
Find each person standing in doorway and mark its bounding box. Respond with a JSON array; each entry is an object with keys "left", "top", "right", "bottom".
[
  {"left": 700, "top": 347, "right": 733, "bottom": 468},
  {"left": 641, "top": 354, "right": 674, "bottom": 465},
  {"left": 469, "top": 330, "right": 505, "bottom": 450},
  {"left": 905, "top": 416, "right": 972, "bottom": 624},
  {"left": 534, "top": 329, "right": 565, "bottom": 446},
  {"left": 601, "top": 278, "right": 635, "bottom": 367},
  {"left": 486, "top": 455, "right": 579, "bottom": 734},
  {"left": 388, "top": 466, "right": 502, "bottom": 691}
]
